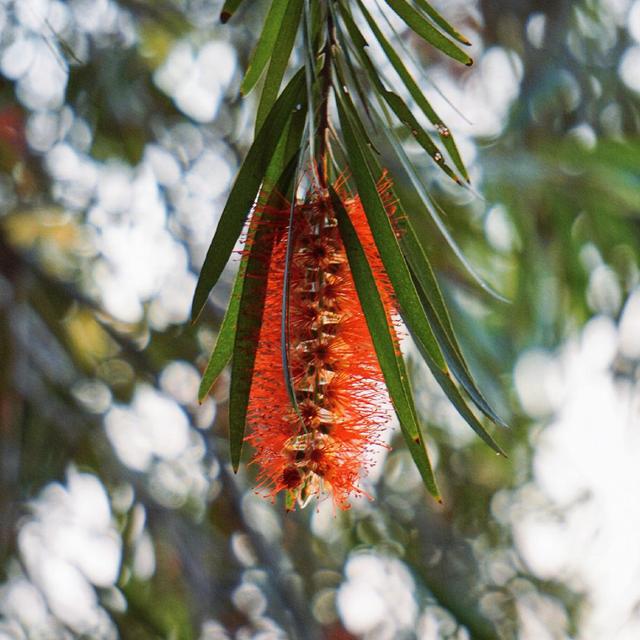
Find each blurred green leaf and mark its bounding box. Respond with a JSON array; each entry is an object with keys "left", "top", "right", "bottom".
[{"left": 220, "top": 0, "right": 246, "bottom": 23}]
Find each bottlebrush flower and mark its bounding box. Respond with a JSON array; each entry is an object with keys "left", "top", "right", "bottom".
[{"left": 244, "top": 179, "right": 399, "bottom": 510}]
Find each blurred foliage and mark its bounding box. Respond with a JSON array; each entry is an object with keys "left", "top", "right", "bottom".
[{"left": 0, "top": 0, "right": 638, "bottom": 639}]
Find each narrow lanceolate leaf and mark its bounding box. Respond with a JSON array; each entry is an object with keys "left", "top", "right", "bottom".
[
  {"left": 409, "top": 272, "right": 506, "bottom": 455},
  {"left": 355, "top": 0, "right": 468, "bottom": 180},
  {"left": 401, "top": 225, "right": 508, "bottom": 429},
  {"left": 198, "top": 108, "right": 306, "bottom": 405},
  {"left": 228, "top": 153, "right": 302, "bottom": 470},
  {"left": 371, "top": 90, "right": 508, "bottom": 431},
  {"left": 383, "top": 0, "right": 473, "bottom": 66},
  {"left": 337, "top": 4, "right": 458, "bottom": 181},
  {"left": 255, "top": 0, "right": 303, "bottom": 133},
  {"left": 190, "top": 69, "right": 306, "bottom": 322},
  {"left": 339, "top": 89, "right": 505, "bottom": 450},
  {"left": 384, "top": 92, "right": 461, "bottom": 184},
  {"left": 379, "top": 116, "right": 509, "bottom": 303},
  {"left": 413, "top": 0, "right": 472, "bottom": 46},
  {"left": 337, "top": 92, "right": 446, "bottom": 372},
  {"left": 372, "top": 99, "right": 506, "bottom": 427},
  {"left": 240, "top": 0, "right": 289, "bottom": 96},
  {"left": 197, "top": 259, "right": 245, "bottom": 402},
  {"left": 229, "top": 216, "right": 280, "bottom": 471},
  {"left": 333, "top": 189, "right": 439, "bottom": 499},
  {"left": 220, "top": 0, "right": 245, "bottom": 23}
]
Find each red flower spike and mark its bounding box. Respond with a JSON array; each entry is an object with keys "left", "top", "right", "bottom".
[{"left": 244, "top": 177, "right": 400, "bottom": 510}]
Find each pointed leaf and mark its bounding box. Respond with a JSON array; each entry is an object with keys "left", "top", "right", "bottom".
[
  {"left": 336, "top": 90, "right": 446, "bottom": 372},
  {"left": 408, "top": 300, "right": 506, "bottom": 455},
  {"left": 191, "top": 68, "right": 306, "bottom": 322},
  {"left": 337, "top": 4, "right": 459, "bottom": 180},
  {"left": 383, "top": 92, "right": 462, "bottom": 184},
  {"left": 332, "top": 189, "right": 439, "bottom": 498},
  {"left": 355, "top": 0, "right": 468, "bottom": 180},
  {"left": 379, "top": 115, "right": 509, "bottom": 302},
  {"left": 339, "top": 88, "right": 506, "bottom": 448},
  {"left": 370, "top": 98, "right": 507, "bottom": 426},
  {"left": 413, "top": 0, "right": 472, "bottom": 46},
  {"left": 197, "top": 100, "right": 303, "bottom": 403},
  {"left": 255, "top": 0, "right": 303, "bottom": 132},
  {"left": 197, "top": 259, "right": 245, "bottom": 402},
  {"left": 402, "top": 224, "right": 508, "bottom": 428},
  {"left": 383, "top": 0, "right": 473, "bottom": 66},
  {"left": 228, "top": 214, "right": 279, "bottom": 471},
  {"left": 228, "top": 153, "right": 301, "bottom": 470},
  {"left": 220, "top": 0, "right": 245, "bottom": 23},
  {"left": 240, "top": 0, "right": 290, "bottom": 96},
  {"left": 330, "top": 8, "right": 377, "bottom": 131}
]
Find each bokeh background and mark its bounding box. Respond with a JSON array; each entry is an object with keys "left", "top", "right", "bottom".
[{"left": 0, "top": 0, "right": 639, "bottom": 638}]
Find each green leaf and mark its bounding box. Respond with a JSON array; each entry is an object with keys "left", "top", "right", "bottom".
[
  {"left": 197, "top": 259, "right": 245, "bottom": 402},
  {"left": 384, "top": 92, "right": 462, "bottom": 184},
  {"left": 383, "top": 0, "right": 473, "bottom": 66},
  {"left": 371, "top": 97, "right": 507, "bottom": 425},
  {"left": 355, "top": 0, "right": 468, "bottom": 180},
  {"left": 255, "top": 0, "right": 304, "bottom": 133},
  {"left": 410, "top": 278, "right": 506, "bottom": 455},
  {"left": 378, "top": 114, "right": 509, "bottom": 303},
  {"left": 196, "top": 109, "right": 302, "bottom": 402},
  {"left": 190, "top": 68, "right": 306, "bottom": 322},
  {"left": 336, "top": 89, "right": 447, "bottom": 372},
  {"left": 240, "top": 0, "right": 289, "bottom": 96},
  {"left": 228, "top": 213, "right": 278, "bottom": 471},
  {"left": 401, "top": 225, "right": 508, "bottom": 428},
  {"left": 338, "top": 88, "right": 505, "bottom": 450},
  {"left": 337, "top": 4, "right": 459, "bottom": 181},
  {"left": 228, "top": 152, "right": 302, "bottom": 471},
  {"left": 336, "top": 4, "right": 382, "bottom": 95},
  {"left": 330, "top": 40, "right": 379, "bottom": 153},
  {"left": 220, "top": 0, "right": 245, "bottom": 23},
  {"left": 413, "top": 0, "right": 472, "bottom": 46},
  {"left": 332, "top": 189, "right": 440, "bottom": 499}
]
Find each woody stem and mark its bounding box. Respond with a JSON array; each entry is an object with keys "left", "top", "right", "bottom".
[{"left": 316, "top": 6, "right": 335, "bottom": 190}]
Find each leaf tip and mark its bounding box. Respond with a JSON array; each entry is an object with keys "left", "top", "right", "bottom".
[
  {"left": 190, "top": 304, "right": 201, "bottom": 325},
  {"left": 465, "top": 57, "right": 474, "bottom": 67},
  {"left": 220, "top": 10, "right": 232, "bottom": 23}
]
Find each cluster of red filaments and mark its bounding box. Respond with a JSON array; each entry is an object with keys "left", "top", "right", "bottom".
[{"left": 246, "top": 186, "right": 397, "bottom": 510}]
